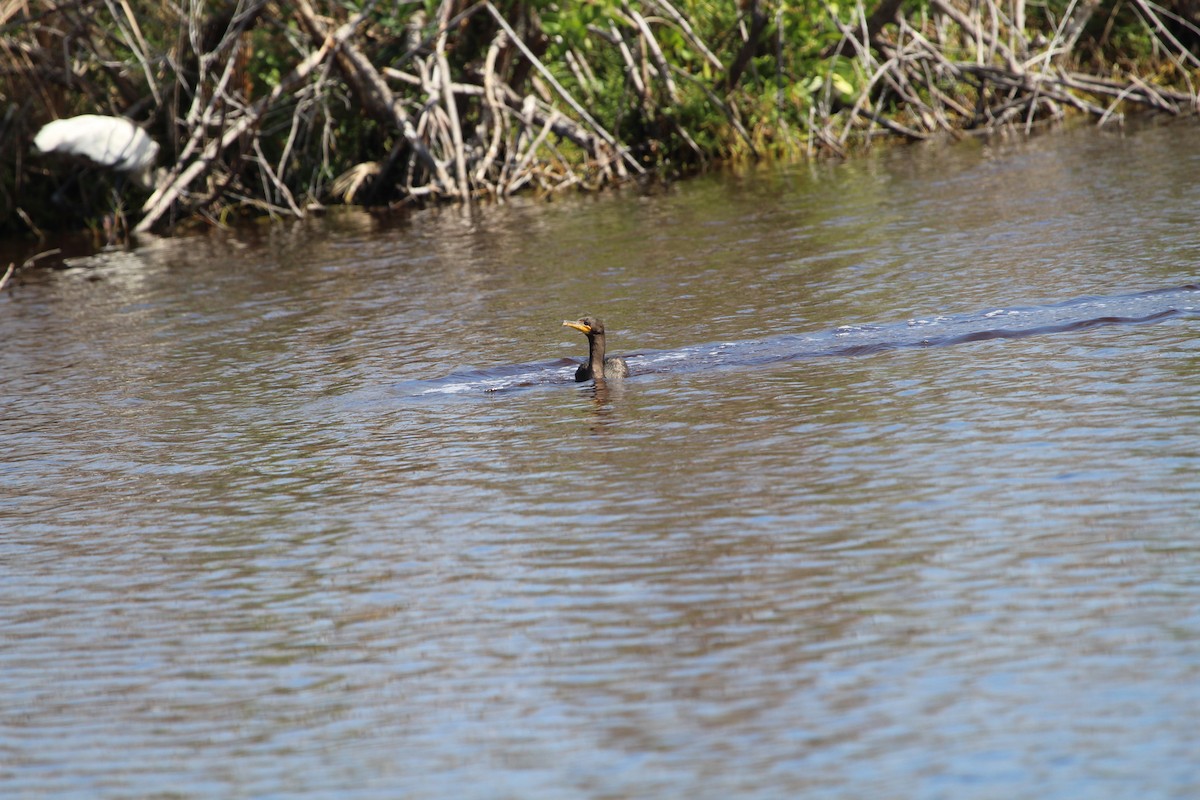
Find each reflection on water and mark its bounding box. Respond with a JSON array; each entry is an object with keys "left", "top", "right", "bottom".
[{"left": 3, "top": 122, "right": 1200, "bottom": 798}]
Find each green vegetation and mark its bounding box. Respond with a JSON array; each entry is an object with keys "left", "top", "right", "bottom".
[{"left": 2, "top": 0, "right": 1199, "bottom": 240}]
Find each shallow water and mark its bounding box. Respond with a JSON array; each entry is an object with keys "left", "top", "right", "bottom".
[{"left": 3, "top": 122, "right": 1200, "bottom": 798}]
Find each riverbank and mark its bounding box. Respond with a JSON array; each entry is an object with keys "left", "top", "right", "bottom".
[{"left": 3, "top": 0, "right": 1198, "bottom": 243}]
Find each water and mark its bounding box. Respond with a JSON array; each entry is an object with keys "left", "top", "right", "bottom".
[
  {"left": 402, "top": 285, "right": 1200, "bottom": 394},
  {"left": 3, "top": 121, "right": 1200, "bottom": 798}
]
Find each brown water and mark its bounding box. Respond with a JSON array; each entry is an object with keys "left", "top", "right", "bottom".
[{"left": 4, "top": 122, "right": 1200, "bottom": 798}]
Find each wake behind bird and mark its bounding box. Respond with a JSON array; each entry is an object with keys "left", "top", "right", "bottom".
[{"left": 394, "top": 285, "right": 1200, "bottom": 398}]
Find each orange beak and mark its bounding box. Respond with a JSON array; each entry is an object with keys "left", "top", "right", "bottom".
[{"left": 562, "top": 320, "right": 592, "bottom": 334}]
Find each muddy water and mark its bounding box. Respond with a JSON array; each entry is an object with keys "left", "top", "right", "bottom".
[{"left": 4, "top": 122, "right": 1200, "bottom": 798}]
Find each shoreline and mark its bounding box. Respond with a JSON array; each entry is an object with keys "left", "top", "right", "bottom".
[{"left": 3, "top": 0, "right": 1198, "bottom": 245}]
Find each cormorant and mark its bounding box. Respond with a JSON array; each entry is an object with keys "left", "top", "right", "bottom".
[{"left": 562, "top": 317, "right": 629, "bottom": 382}]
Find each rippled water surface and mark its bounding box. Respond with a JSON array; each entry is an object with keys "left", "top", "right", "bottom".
[{"left": 4, "top": 123, "right": 1200, "bottom": 798}]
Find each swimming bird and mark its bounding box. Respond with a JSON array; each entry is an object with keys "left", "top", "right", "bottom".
[{"left": 562, "top": 316, "right": 629, "bottom": 382}]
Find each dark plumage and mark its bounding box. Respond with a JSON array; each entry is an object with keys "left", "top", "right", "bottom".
[{"left": 562, "top": 316, "right": 629, "bottom": 382}]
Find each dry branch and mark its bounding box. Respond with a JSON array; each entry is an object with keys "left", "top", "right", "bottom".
[
  {"left": 9, "top": 0, "right": 1200, "bottom": 235},
  {"left": 647, "top": 0, "right": 723, "bottom": 70},
  {"left": 483, "top": 1, "right": 643, "bottom": 176},
  {"left": 815, "top": 0, "right": 1200, "bottom": 149},
  {"left": 627, "top": 5, "right": 679, "bottom": 102},
  {"left": 136, "top": 13, "right": 348, "bottom": 232},
  {"left": 294, "top": 0, "right": 455, "bottom": 196}
]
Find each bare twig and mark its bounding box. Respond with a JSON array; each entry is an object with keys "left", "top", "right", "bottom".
[
  {"left": 609, "top": 21, "right": 648, "bottom": 103},
  {"left": 294, "top": 0, "right": 455, "bottom": 195},
  {"left": 434, "top": 0, "right": 470, "bottom": 198},
  {"left": 475, "top": 32, "right": 508, "bottom": 186},
  {"left": 484, "top": 0, "right": 644, "bottom": 174},
  {"left": 137, "top": 19, "right": 344, "bottom": 232},
  {"left": 646, "top": 0, "right": 723, "bottom": 70},
  {"left": 1130, "top": 0, "right": 1200, "bottom": 70},
  {"left": 627, "top": 5, "right": 678, "bottom": 102},
  {"left": 0, "top": 248, "right": 61, "bottom": 291}
]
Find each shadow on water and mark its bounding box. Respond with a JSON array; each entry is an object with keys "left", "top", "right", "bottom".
[{"left": 396, "top": 284, "right": 1200, "bottom": 398}]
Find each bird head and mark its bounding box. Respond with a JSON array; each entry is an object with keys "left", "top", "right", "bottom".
[{"left": 562, "top": 317, "right": 605, "bottom": 337}]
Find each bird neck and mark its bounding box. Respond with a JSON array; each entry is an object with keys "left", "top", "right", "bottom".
[{"left": 588, "top": 333, "right": 606, "bottom": 379}]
